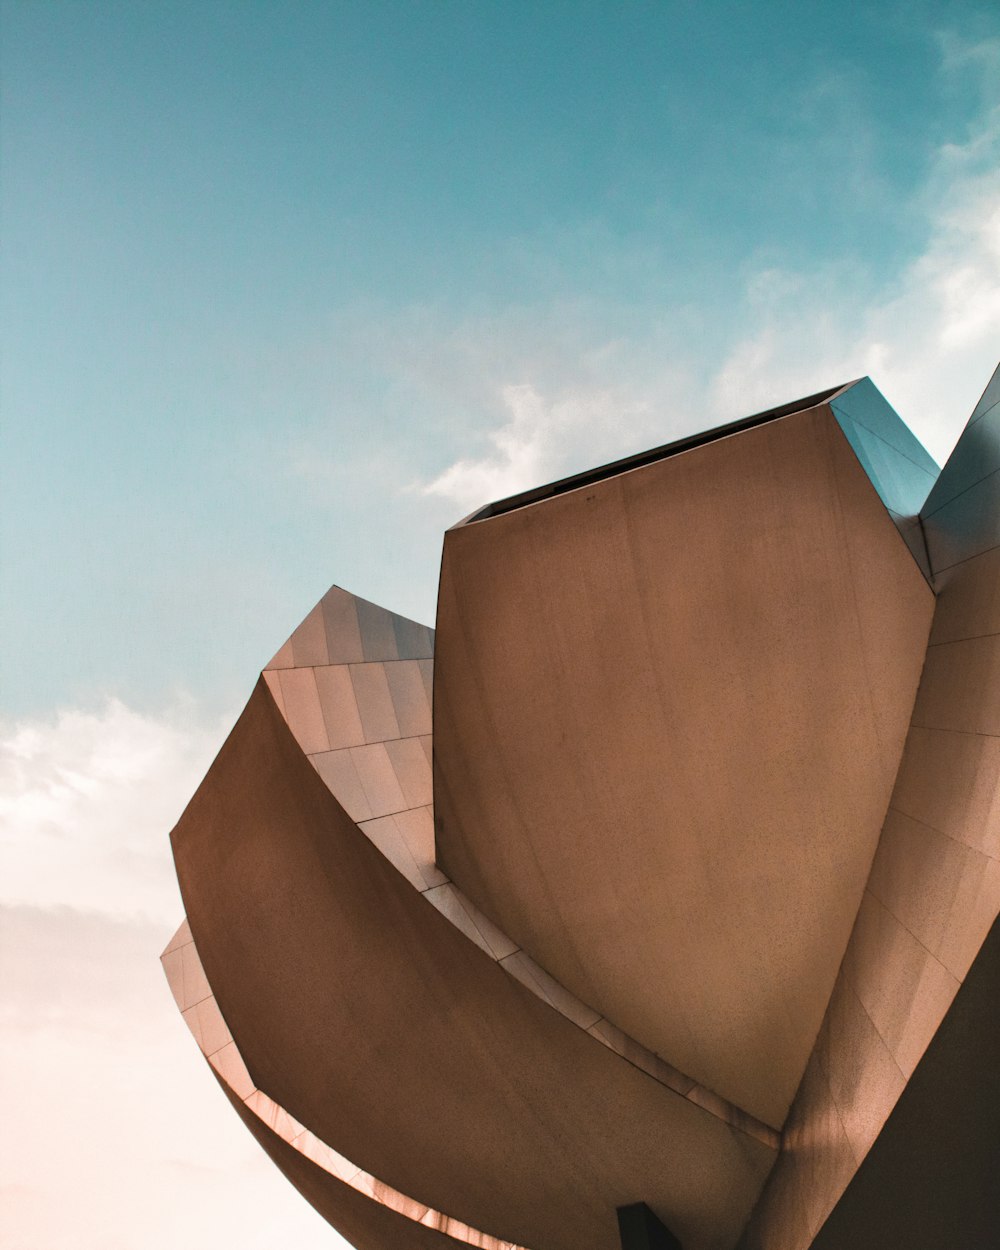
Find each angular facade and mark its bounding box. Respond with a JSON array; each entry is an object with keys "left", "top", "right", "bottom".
[{"left": 162, "top": 370, "right": 1000, "bottom": 1250}]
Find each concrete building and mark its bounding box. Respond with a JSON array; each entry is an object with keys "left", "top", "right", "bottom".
[{"left": 163, "top": 368, "right": 1000, "bottom": 1250}]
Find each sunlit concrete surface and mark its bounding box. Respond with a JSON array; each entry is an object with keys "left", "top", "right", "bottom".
[{"left": 164, "top": 367, "right": 1000, "bottom": 1250}]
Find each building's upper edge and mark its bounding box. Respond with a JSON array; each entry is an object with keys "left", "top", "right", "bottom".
[{"left": 455, "top": 380, "right": 857, "bottom": 526}]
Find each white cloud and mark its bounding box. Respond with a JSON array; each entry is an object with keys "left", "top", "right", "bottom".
[
  {"left": 0, "top": 904, "right": 343, "bottom": 1250},
  {"left": 0, "top": 697, "right": 229, "bottom": 925},
  {"left": 709, "top": 38, "right": 1000, "bottom": 463},
  {"left": 416, "top": 39, "right": 999, "bottom": 503},
  {"left": 0, "top": 699, "right": 347, "bottom": 1249},
  {"left": 421, "top": 380, "right": 657, "bottom": 511}
]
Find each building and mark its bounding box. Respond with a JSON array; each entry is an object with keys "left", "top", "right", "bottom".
[{"left": 162, "top": 368, "right": 1000, "bottom": 1250}]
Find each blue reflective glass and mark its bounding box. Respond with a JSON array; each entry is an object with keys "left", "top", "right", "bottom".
[
  {"left": 969, "top": 361, "right": 1000, "bottom": 425},
  {"left": 922, "top": 403, "right": 1000, "bottom": 519},
  {"left": 923, "top": 471, "right": 1000, "bottom": 574},
  {"left": 831, "top": 378, "right": 940, "bottom": 479},
  {"left": 831, "top": 381, "right": 939, "bottom": 518}
]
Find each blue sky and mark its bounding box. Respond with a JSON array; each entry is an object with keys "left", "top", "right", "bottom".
[{"left": 1, "top": 3, "right": 998, "bottom": 1248}]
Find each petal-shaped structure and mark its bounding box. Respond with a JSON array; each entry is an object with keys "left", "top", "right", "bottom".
[
  {"left": 434, "top": 387, "right": 933, "bottom": 1128},
  {"left": 164, "top": 369, "right": 1000, "bottom": 1250}
]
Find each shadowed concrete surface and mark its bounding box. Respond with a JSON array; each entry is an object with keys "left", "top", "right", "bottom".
[
  {"left": 809, "top": 915, "right": 1000, "bottom": 1250},
  {"left": 739, "top": 364, "right": 1000, "bottom": 1249}
]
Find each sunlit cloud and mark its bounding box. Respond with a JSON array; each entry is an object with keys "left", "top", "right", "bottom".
[
  {"left": 0, "top": 698, "right": 230, "bottom": 924},
  {"left": 0, "top": 697, "right": 349, "bottom": 1250},
  {"left": 710, "top": 35, "right": 1000, "bottom": 462},
  {"left": 420, "top": 381, "right": 656, "bottom": 511},
  {"left": 415, "top": 38, "right": 998, "bottom": 506}
]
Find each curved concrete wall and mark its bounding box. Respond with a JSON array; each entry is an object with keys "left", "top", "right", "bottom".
[
  {"left": 171, "top": 678, "right": 775, "bottom": 1250},
  {"left": 162, "top": 921, "right": 527, "bottom": 1250},
  {"left": 434, "top": 399, "right": 933, "bottom": 1129},
  {"left": 261, "top": 583, "right": 778, "bottom": 1149}
]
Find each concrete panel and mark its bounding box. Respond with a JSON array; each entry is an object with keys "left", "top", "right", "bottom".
[
  {"left": 920, "top": 391, "right": 999, "bottom": 522},
  {"left": 967, "top": 359, "right": 1000, "bottom": 424},
  {"left": 385, "top": 660, "right": 434, "bottom": 738},
  {"left": 922, "top": 470, "right": 1000, "bottom": 575},
  {"left": 358, "top": 814, "right": 431, "bottom": 892},
  {"left": 827, "top": 396, "right": 937, "bottom": 519},
  {"left": 921, "top": 394, "right": 1000, "bottom": 574},
  {"left": 866, "top": 809, "right": 1000, "bottom": 980},
  {"left": 738, "top": 1020, "right": 856, "bottom": 1250},
  {"left": 349, "top": 662, "right": 401, "bottom": 744},
  {"left": 276, "top": 668, "right": 330, "bottom": 755},
  {"left": 310, "top": 748, "right": 373, "bottom": 822},
  {"left": 349, "top": 742, "right": 408, "bottom": 817},
  {"left": 434, "top": 403, "right": 933, "bottom": 1128},
  {"left": 289, "top": 603, "right": 330, "bottom": 668},
  {"left": 820, "top": 973, "right": 907, "bottom": 1167},
  {"left": 314, "top": 665, "right": 365, "bottom": 750},
  {"left": 392, "top": 614, "right": 435, "bottom": 660},
  {"left": 928, "top": 543, "right": 1000, "bottom": 644},
  {"left": 384, "top": 736, "right": 433, "bottom": 809},
  {"left": 840, "top": 891, "right": 959, "bottom": 1079},
  {"left": 357, "top": 597, "right": 401, "bottom": 661},
  {"left": 320, "top": 587, "right": 365, "bottom": 664}
]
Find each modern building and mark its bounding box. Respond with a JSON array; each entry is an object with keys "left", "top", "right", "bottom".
[{"left": 162, "top": 368, "right": 1000, "bottom": 1250}]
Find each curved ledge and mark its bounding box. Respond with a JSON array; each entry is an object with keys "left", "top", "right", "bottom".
[
  {"left": 169, "top": 676, "right": 775, "bottom": 1250},
  {"left": 161, "top": 920, "right": 529, "bottom": 1250}
]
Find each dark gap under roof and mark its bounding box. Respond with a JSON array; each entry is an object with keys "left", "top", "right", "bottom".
[{"left": 460, "top": 381, "right": 854, "bottom": 525}]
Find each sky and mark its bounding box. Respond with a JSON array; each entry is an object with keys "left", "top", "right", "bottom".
[{"left": 1, "top": 2, "right": 998, "bottom": 1247}]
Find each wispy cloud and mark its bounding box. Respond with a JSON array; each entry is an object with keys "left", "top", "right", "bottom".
[
  {"left": 712, "top": 40, "right": 1000, "bottom": 463},
  {"left": 421, "top": 381, "right": 656, "bottom": 511},
  {"left": 0, "top": 698, "right": 229, "bottom": 924},
  {"left": 0, "top": 902, "right": 342, "bottom": 1250},
  {"left": 412, "top": 37, "right": 998, "bottom": 507},
  {"left": 0, "top": 699, "right": 346, "bottom": 1249}
]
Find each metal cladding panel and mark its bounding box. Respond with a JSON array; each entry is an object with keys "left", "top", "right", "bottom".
[
  {"left": 217, "top": 1078, "right": 468, "bottom": 1250},
  {"left": 433, "top": 402, "right": 934, "bottom": 1129},
  {"left": 828, "top": 379, "right": 941, "bottom": 580},
  {"left": 829, "top": 378, "right": 939, "bottom": 516},
  {"left": 804, "top": 915, "right": 1000, "bottom": 1250},
  {"left": 171, "top": 679, "right": 775, "bottom": 1250},
  {"left": 739, "top": 391, "right": 1000, "bottom": 1250},
  {"left": 921, "top": 367, "right": 1000, "bottom": 577},
  {"left": 968, "top": 358, "right": 1000, "bottom": 424}
]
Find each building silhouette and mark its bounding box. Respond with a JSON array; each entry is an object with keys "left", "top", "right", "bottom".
[{"left": 163, "top": 368, "right": 1000, "bottom": 1250}]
